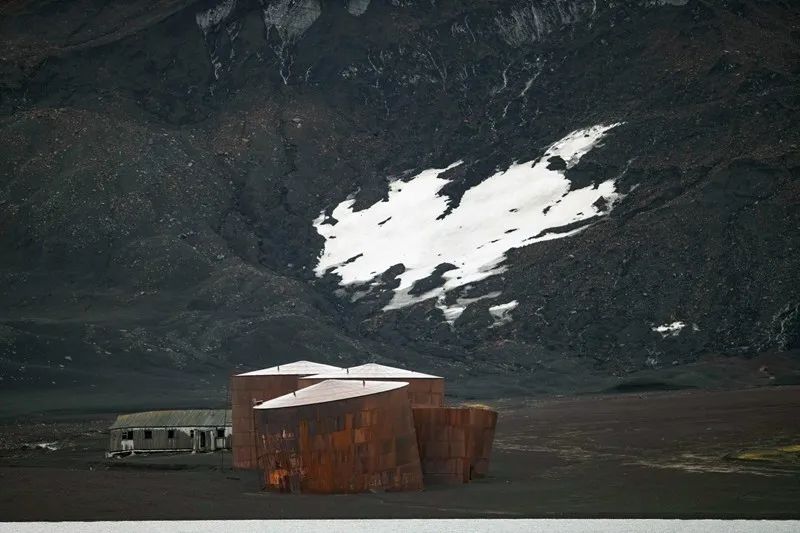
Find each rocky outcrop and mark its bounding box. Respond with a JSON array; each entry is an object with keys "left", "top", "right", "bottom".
[
  {"left": 346, "top": 0, "right": 371, "bottom": 17},
  {"left": 262, "top": 0, "right": 322, "bottom": 83},
  {"left": 494, "top": 0, "right": 592, "bottom": 47}
]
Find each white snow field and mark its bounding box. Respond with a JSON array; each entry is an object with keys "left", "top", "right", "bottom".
[{"left": 313, "top": 123, "right": 624, "bottom": 315}]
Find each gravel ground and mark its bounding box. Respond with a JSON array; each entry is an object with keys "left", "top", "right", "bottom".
[{"left": 1, "top": 386, "right": 798, "bottom": 520}]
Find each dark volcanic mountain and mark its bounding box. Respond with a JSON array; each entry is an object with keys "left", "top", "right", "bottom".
[{"left": 1, "top": 0, "right": 799, "bottom": 412}]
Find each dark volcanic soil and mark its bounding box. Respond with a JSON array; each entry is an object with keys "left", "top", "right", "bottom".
[{"left": 1, "top": 386, "right": 798, "bottom": 520}]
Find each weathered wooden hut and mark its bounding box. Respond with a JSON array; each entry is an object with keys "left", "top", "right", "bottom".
[
  {"left": 411, "top": 405, "right": 498, "bottom": 484},
  {"left": 253, "top": 379, "right": 424, "bottom": 494},
  {"left": 107, "top": 409, "right": 231, "bottom": 456},
  {"left": 298, "top": 363, "right": 445, "bottom": 407},
  {"left": 231, "top": 360, "right": 343, "bottom": 469}
]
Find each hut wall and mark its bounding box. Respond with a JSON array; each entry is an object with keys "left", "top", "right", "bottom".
[
  {"left": 298, "top": 377, "right": 445, "bottom": 408},
  {"left": 108, "top": 426, "right": 232, "bottom": 454},
  {"left": 412, "top": 406, "right": 498, "bottom": 484},
  {"left": 231, "top": 374, "right": 302, "bottom": 469},
  {"left": 254, "top": 387, "right": 423, "bottom": 494}
]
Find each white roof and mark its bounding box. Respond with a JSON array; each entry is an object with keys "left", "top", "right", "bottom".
[
  {"left": 254, "top": 379, "right": 408, "bottom": 409},
  {"left": 235, "top": 360, "right": 343, "bottom": 376},
  {"left": 302, "top": 362, "right": 442, "bottom": 380}
]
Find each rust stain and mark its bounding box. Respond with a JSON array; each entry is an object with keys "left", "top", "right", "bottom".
[
  {"left": 231, "top": 374, "right": 307, "bottom": 469},
  {"left": 412, "top": 405, "right": 498, "bottom": 484},
  {"left": 253, "top": 386, "right": 424, "bottom": 493}
]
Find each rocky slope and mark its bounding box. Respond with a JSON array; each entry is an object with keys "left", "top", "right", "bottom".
[{"left": 1, "top": 0, "right": 799, "bottom": 408}]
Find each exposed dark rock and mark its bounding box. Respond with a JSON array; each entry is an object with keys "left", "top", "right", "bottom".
[{"left": 0, "top": 0, "right": 798, "bottom": 406}]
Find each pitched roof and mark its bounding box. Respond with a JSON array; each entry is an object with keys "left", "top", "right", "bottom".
[
  {"left": 254, "top": 379, "right": 408, "bottom": 410},
  {"left": 303, "top": 362, "right": 442, "bottom": 380},
  {"left": 109, "top": 409, "right": 231, "bottom": 430},
  {"left": 235, "top": 360, "right": 343, "bottom": 376}
]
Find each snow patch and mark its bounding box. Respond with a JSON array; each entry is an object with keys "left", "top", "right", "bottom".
[
  {"left": 22, "top": 441, "right": 59, "bottom": 451},
  {"left": 488, "top": 300, "right": 518, "bottom": 327},
  {"left": 648, "top": 0, "right": 688, "bottom": 6},
  {"left": 313, "top": 124, "right": 624, "bottom": 311},
  {"left": 652, "top": 321, "right": 686, "bottom": 338},
  {"left": 437, "top": 291, "right": 502, "bottom": 325},
  {"left": 520, "top": 76, "right": 536, "bottom": 97}
]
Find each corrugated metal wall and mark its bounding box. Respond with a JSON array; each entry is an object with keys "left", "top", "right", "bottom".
[
  {"left": 254, "top": 386, "right": 424, "bottom": 494},
  {"left": 298, "top": 377, "right": 445, "bottom": 408},
  {"left": 108, "top": 426, "right": 232, "bottom": 453},
  {"left": 412, "top": 406, "right": 498, "bottom": 484},
  {"left": 231, "top": 374, "right": 302, "bottom": 469}
]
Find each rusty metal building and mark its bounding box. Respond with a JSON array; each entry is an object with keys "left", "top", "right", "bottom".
[
  {"left": 253, "top": 379, "right": 424, "bottom": 494},
  {"left": 231, "top": 360, "right": 343, "bottom": 469},
  {"left": 298, "top": 363, "right": 445, "bottom": 407},
  {"left": 107, "top": 409, "right": 231, "bottom": 456},
  {"left": 411, "top": 405, "right": 498, "bottom": 484}
]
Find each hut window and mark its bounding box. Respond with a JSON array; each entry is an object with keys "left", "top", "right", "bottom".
[
  {"left": 216, "top": 428, "right": 225, "bottom": 438},
  {"left": 144, "top": 430, "right": 153, "bottom": 440},
  {"left": 123, "top": 430, "right": 133, "bottom": 440},
  {"left": 167, "top": 429, "right": 175, "bottom": 439},
  {"left": 190, "top": 430, "right": 194, "bottom": 438}
]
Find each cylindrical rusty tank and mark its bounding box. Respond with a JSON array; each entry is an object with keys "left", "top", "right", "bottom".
[
  {"left": 230, "top": 360, "right": 342, "bottom": 469},
  {"left": 412, "top": 405, "right": 498, "bottom": 484},
  {"left": 298, "top": 363, "right": 444, "bottom": 407},
  {"left": 253, "top": 379, "right": 424, "bottom": 494}
]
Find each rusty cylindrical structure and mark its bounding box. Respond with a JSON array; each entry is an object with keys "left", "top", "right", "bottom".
[
  {"left": 298, "top": 363, "right": 445, "bottom": 407},
  {"left": 230, "top": 360, "right": 342, "bottom": 469},
  {"left": 412, "top": 405, "right": 498, "bottom": 484},
  {"left": 253, "top": 379, "right": 424, "bottom": 494}
]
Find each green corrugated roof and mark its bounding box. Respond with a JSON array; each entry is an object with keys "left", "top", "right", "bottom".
[{"left": 109, "top": 409, "right": 231, "bottom": 430}]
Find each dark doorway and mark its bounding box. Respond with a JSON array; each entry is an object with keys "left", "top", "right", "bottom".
[{"left": 199, "top": 431, "right": 206, "bottom": 449}]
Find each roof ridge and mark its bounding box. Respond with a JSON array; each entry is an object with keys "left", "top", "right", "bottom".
[
  {"left": 235, "top": 360, "right": 343, "bottom": 376},
  {"left": 304, "top": 362, "right": 442, "bottom": 379},
  {"left": 254, "top": 379, "right": 408, "bottom": 410}
]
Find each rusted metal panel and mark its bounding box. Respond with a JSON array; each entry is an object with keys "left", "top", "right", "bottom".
[
  {"left": 231, "top": 373, "right": 307, "bottom": 469},
  {"left": 412, "top": 406, "right": 498, "bottom": 484},
  {"left": 253, "top": 385, "right": 423, "bottom": 494},
  {"left": 230, "top": 363, "right": 345, "bottom": 469}
]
